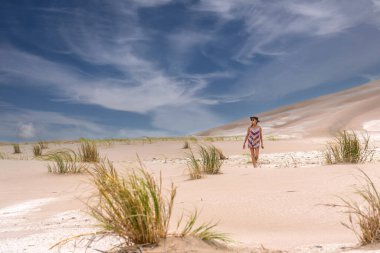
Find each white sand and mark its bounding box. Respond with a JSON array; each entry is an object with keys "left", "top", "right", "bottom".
[{"left": 1, "top": 139, "right": 380, "bottom": 252}]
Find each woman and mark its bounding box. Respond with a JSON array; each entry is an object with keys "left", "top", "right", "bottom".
[{"left": 243, "top": 116, "right": 264, "bottom": 168}]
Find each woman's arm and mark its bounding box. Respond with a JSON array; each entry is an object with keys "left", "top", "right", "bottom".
[
  {"left": 260, "top": 126, "right": 264, "bottom": 149},
  {"left": 243, "top": 127, "right": 250, "bottom": 149}
]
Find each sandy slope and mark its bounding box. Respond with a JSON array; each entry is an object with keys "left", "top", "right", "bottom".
[
  {"left": 1, "top": 139, "right": 380, "bottom": 252},
  {"left": 197, "top": 80, "right": 380, "bottom": 138}
]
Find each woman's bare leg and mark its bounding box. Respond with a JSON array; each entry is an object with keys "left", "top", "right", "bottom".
[
  {"left": 249, "top": 148, "right": 257, "bottom": 167},
  {"left": 254, "top": 148, "right": 260, "bottom": 167}
]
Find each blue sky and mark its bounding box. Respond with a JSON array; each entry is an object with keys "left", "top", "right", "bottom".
[{"left": 1, "top": 0, "right": 380, "bottom": 141}]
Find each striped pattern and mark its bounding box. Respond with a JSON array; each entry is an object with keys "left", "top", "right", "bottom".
[{"left": 248, "top": 127, "right": 261, "bottom": 149}]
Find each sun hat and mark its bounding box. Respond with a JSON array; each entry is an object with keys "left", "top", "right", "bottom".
[{"left": 250, "top": 116, "right": 260, "bottom": 122}]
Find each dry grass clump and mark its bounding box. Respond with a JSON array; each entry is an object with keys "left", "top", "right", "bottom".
[
  {"left": 52, "top": 160, "right": 230, "bottom": 250},
  {"left": 186, "top": 145, "right": 224, "bottom": 179},
  {"left": 87, "top": 160, "right": 176, "bottom": 245},
  {"left": 332, "top": 170, "right": 380, "bottom": 245},
  {"left": 183, "top": 141, "right": 190, "bottom": 149},
  {"left": 13, "top": 144, "right": 21, "bottom": 154},
  {"left": 0, "top": 152, "right": 7, "bottom": 159},
  {"left": 45, "top": 150, "right": 86, "bottom": 174},
  {"left": 199, "top": 145, "right": 224, "bottom": 174},
  {"left": 38, "top": 141, "right": 48, "bottom": 149},
  {"left": 33, "top": 144, "right": 42, "bottom": 157},
  {"left": 325, "top": 131, "right": 373, "bottom": 164},
  {"left": 78, "top": 141, "right": 100, "bottom": 162},
  {"left": 176, "top": 210, "right": 231, "bottom": 245},
  {"left": 186, "top": 149, "right": 203, "bottom": 180}
]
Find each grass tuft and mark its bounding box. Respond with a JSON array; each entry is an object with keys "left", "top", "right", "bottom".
[
  {"left": 78, "top": 141, "right": 100, "bottom": 162},
  {"left": 182, "top": 141, "right": 190, "bottom": 149},
  {"left": 51, "top": 160, "right": 230, "bottom": 251},
  {"left": 186, "top": 149, "right": 203, "bottom": 180},
  {"left": 325, "top": 131, "right": 374, "bottom": 164},
  {"left": 176, "top": 210, "right": 231, "bottom": 245},
  {"left": 199, "top": 145, "right": 224, "bottom": 175},
  {"left": 13, "top": 144, "right": 21, "bottom": 154},
  {"left": 186, "top": 145, "right": 224, "bottom": 179},
  {"left": 38, "top": 141, "right": 48, "bottom": 149},
  {"left": 87, "top": 160, "right": 176, "bottom": 245},
  {"left": 45, "top": 149, "right": 86, "bottom": 174},
  {"left": 33, "top": 144, "right": 42, "bottom": 157},
  {"left": 331, "top": 169, "right": 380, "bottom": 245},
  {"left": 0, "top": 152, "right": 7, "bottom": 159}
]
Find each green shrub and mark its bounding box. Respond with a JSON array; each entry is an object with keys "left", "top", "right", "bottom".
[{"left": 325, "top": 131, "right": 373, "bottom": 164}]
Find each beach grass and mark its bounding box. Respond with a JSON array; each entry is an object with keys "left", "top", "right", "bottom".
[
  {"left": 183, "top": 141, "right": 190, "bottom": 149},
  {"left": 186, "top": 149, "right": 203, "bottom": 180},
  {"left": 186, "top": 145, "right": 224, "bottom": 179},
  {"left": 38, "top": 141, "right": 48, "bottom": 149},
  {"left": 87, "top": 160, "right": 176, "bottom": 245},
  {"left": 45, "top": 149, "right": 86, "bottom": 173},
  {"left": 33, "top": 144, "right": 42, "bottom": 157},
  {"left": 176, "top": 210, "right": 231, "bottom": 245},
  {"left": 13, "top": 144, "right": 21, "bottom": 154},
  {"left": 0, "top": 152, "right": 7, "bottom": 159},
  {"left": 199, "top": 145, "right": 224, "bottom": 175},
  {"left": 78, "top": 141, "right": 100, "bottom": 163},
  {"left": 325, "top": 131, "right": 373, "bottom": 164},
  {"left": 333, "top": 169, "right": 380, "bottom": 245}
]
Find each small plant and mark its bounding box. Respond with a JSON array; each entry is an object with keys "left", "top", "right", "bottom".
[
  {"left": 176, "top": 210, "right": 231, "bottom": 245},
  {"left": 38, "top": 141, "right": 48, "bottom": 149},
  {"left": 267, "top": 135, "right": 277, "bottom": 141},
  {"left": 186, "top": 149, "right": 203, "bottom": 180},
  {"left": 199, "top": 145, "right": 223, "bottom": 175},
  {"left": 78, "top": 141, "right": 100, "bottom": 162},
  {"left": 46, "top": 150, "right": 86, "bottom": 174},
  {"left": 325, "top": 131, "right": 374, "bottom": 164},
  {"left": 0, "top": 152, "right": 7, "bottom": 159},
  {"left": 33, "top": 144, "right": 42, "bottom": 157},
  {"left": 183, "top": 141, "right": 190, "bottom": 149},
  {"left": 87, "top": 160, "right": 176, "bottom": 245},
  {"left": 186, "top": 145, "right": 224, "bottom": 179},
  {"left": 331, "top": 169, "right": 380, "bottom": 245},
  {"left": 51, "top": 160, "right": 230, "bottom": 251},
  {"left": 216, "top": 148, "right": 227, "bottom": 160},
  {"left": 13, "top": 144, "right": 21, "bottom": 154}
]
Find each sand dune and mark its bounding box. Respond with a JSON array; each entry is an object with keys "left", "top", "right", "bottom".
[
  {"left": 1, "top": 139, "right": 380, "bottom": 252},
  {"left": 197, "top": 80, "right": 380, "bottom": 138}
]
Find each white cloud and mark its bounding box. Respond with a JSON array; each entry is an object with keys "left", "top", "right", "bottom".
[
  {"left": 18, "top": 123, "right": 36, "bottom": 139},
  {"left": 0, "top": 108, "right": 107, "bottom": 140},
  {"left": 195, "top": 0, "right": 380, "bottom": 62},
  {"left": 0, "top": 47, "right": 215, "bottom": 113},
  {"left": 151, "top": 105, "right": 222, "bottom": 134},
  {"left": 118, "top": 128, "right": 170, "bottom": 138}
]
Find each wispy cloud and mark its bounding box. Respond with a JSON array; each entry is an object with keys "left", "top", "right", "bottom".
[
  {"left": 0, "top": 108, "right": 107, "bottom": 140},
  {"left": 195, "top": 0, "right": 380, "bottom": 62},
  {"left": 18, "top": 123, "right": 36, "bottom": 139}
]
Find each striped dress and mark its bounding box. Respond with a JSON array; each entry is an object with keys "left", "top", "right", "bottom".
[{"left": 248, "top": 127, "right": 261, "bottom": 149}]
